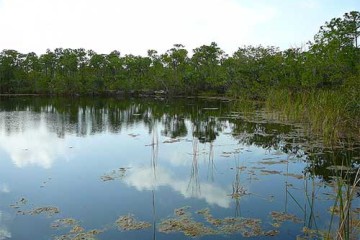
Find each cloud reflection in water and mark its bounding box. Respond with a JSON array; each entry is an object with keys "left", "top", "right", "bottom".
[
  {"left": 124, "top": 166, "right": 231, "bottom": 208},
  {"left": 0, "top": 114, "right": 68, "bottom": 169}
]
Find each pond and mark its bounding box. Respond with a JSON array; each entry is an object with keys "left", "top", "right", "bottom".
[{"left": 0, "top": 97, "right": 359, "bottom": 240}]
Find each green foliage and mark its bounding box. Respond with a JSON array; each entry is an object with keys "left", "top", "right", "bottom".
[
  {"left": 0, "top": 11, "right": 359, "bottom": 100},
  {"left": 307, "top": 11, "right": 360, "bottom": 88},
  {"left": 224, "top": 45, "right": 283, "bottom": 99}
]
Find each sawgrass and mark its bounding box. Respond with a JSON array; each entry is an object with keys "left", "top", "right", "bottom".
[{"left": 265, "top": 89, "right": 360, "bottom": 144}]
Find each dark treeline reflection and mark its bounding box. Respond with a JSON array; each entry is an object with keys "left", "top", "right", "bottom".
[
  {"left": 0, "top": 96, "right": 359, "bottom": 183},
  {"left": 0, "top": 97, "right": 287, "bottom": 142},
  {"left": 0, "top": 97, "right": 230, "bottom": 139}
]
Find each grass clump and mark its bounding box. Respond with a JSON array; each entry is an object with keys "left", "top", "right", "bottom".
[{"left": 265, "top": 89, "right": 360, "bottom": 144}]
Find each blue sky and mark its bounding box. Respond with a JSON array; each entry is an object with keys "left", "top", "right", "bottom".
[{"left": 0, "top": 0, "right": 359, "bottom": 55}]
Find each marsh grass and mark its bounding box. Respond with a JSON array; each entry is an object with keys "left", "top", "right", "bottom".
[
  {"left": 265, "top": 88, "right": 360, "bottom": 240},
  {"left": 265, "top": 89, "right": 360, "bottom": 144},
  {"left": 303, "top": 147, "right": 360, "bottom": 240},
  {"left": 231, "top": 96, "right": 258, "bottom": 114},
  {"left": 326, "top": 166, "right": 360, "bottom": 240},
  {"left": 291, "top": 151, "right": 360, "bottom": 240}
]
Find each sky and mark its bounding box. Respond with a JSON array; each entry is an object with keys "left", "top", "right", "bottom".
[{"left": 0, "top": 0, "right": 359, "bottom": 56}]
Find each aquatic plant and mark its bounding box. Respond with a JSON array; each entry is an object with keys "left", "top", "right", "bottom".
[
  {"left": 52, "top": 218, "right": 103, "bottom": 240},
  {"left": 327, "top": 167, "right": 360, "bottom": 240},
  {"left": 265, "top": 89, "right": 359, "bottom": 144},
  {"left": 115, "top": 214, "right": 151, "bottom": 231},
  {"left": 100, "top": 168, "right": 127, "bottom": 181},
  {"left": 159, "top": 206, "right": 281, "bottom": 238},
  {"left": 10, "top": 198, "right": 60, "bottom": 216}
]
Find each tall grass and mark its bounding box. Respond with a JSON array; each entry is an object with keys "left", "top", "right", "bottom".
[
  {"left": 325, "top": 167, "right": 360, "bottom": 240},
  {"left": 265, "top": 89, "right": 360, "bottom": 144},
  {"left": 265, "top": 88, "right": 360, "bottom": 239}
]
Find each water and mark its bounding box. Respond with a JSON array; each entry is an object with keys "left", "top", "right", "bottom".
[{"left": 0, "top": 97, "right": 358, "bottom": 240}]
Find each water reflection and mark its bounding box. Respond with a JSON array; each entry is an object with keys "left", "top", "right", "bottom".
[
  {"left": 0, "top": 112, "right": 68, "bottom": 168},
  {"left": 0, "top": 211, "right": 11, "bottom": 240},
  {"left": 0, "top": 184, "right": 9, "bottom": 194},
  {"left": 0, "top": 97, "right": 359, "bottom": 239},
  {"left": 0, "top": 97, "right": 358, "bottom": 180},
  {"left": 124, "top": 166, "right": 231, "bottom": 208}
]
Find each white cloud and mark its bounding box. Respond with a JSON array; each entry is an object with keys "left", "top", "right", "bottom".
[
  {"left": 0, "top": 211, "right": 11, "bottom": 240},
  {"left": 168, "top": 150, "right": 190, "bottom": 166},
  {"left": 125, "top": 166, "right": 231, "bottom": 208},
  {"left": 1, "top": 0, "right": 357, "bottom": 56},
  {"left": 0, "top": 184, "right": 9, "bottom": 193},
  {"left": 0, "top": 112, "right": 68, "bottom": 169},
  {"left": 0, "top": 0, "right": 277, "bottom": 55}
]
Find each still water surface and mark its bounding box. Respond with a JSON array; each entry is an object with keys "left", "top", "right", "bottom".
[{"left": 0, "top": 97, "right": 358, "bottom": 240}]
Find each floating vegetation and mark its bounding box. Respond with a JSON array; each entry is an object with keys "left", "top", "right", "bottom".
[
  {"left": 218, "top": 217, "right": 264, "bottom": 237},
  {"left": 222, "top": 151, "right": 233, "bottom": 155},
  {"left": 297, "top": 226, "right": 325, "bottom": 239},
  {"left": 51, "top": 218, "right": 79, "bottom": 228},
  {"left": 163, "top": 138, "right": 181, "bottom": 144},
  {"left": 283, "top": 173, "right": 304, "bottom": 179},
  {"left": 221, "top": 150, "right": 242, "bottom": 157},
  {"left": 270, "top": 211, "right": 302, "bottom": 227},
  {"left": 28, "top": 207, "right": 60, "bottom": 216},
  {"left": 229, "top": 191, "right": 247, "bottom": 199},
  {"left": 128, "top": 133, "right": 140, "bottom": 138},
  {"left": 115, "top": 214, "right": 151, "bottom": 231},
  {"left": 52, "top": 218, "right": 103, "bottom": 240},
  {"left": 196, "top": 208, "right": 223, "bottom": 226},
  {"left": 10, "top": 198, "right": 60, "bottom": 217},
  {"left": 237, "top": 166, "right": 247, "bottom": 171},
  {"left": 70, "top": 226, "right": 85, "bottom": 234},
  {"left": 159, "top": 207, "right": 278, "bottom": 238},
  {"left": 259, "top": 160, "right": 288, "bottom": 165},
  {"left": 175, "top": 206, "right": 190, "bottom": 216},
  {"left": 9, "top": 197, "right": 27, "bottom": 209},
  {"left": 264, "top": 229, "right": 280, "bottom": 236},
  {"left": 54, "top": 231, "right": 101, "bottom": 240},
  {"left": 260, "top": 170, "right": 282, "bottom": 175},
  {"left": 100, "top": 168, "right": 127, "bottom": 182},
  {"left": 40, "top": 177, "right": 52, "bottom": 188},
  {"left": 159, "top": 207, "right": 217, "bottom": 237},
  {"left": 251, "top": 166, "right": 266, "bottom": 170},
  {"left": 229, "top": 185, "right": 247, "bottom": 199}
]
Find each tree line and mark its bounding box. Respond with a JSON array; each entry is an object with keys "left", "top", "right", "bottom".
[{"left": 0, "top": 11, "right": 359, "bottom": 99}]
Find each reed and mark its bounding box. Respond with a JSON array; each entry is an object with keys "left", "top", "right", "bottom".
[
  {"left": 327, "top": 166, "right": 360, "bottom": 240},
  {"left": 265, "top": 89, "right": 359, "bottom": 144},
  {"left": 265, "top": 89, "right": 360, "bottom": 238}
]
